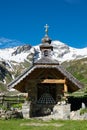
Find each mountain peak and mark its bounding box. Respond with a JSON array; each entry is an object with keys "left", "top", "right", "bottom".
[
  {"left": 12, "top": 45, "right": 31, "bottom": 55},
  {"left": 34, "top": 40, "right": 87, "bottom": 63},
  {"left": 0, "top": 38, "right": 87, "bottom": 63}
]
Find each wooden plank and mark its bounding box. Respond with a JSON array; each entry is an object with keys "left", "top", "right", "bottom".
[
  {"left": 64, "top": 83, "right": 68, "bottom": 92},
  {"left": 28, "top": 79, "right": 66, "bottom": 84},
  {"left": 41, "top": 79, "right": 66, "bottom": 84}
]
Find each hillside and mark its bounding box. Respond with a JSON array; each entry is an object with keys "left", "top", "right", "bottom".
[{"left": 62, "top": 58, "right": 87, "bottom": 94}]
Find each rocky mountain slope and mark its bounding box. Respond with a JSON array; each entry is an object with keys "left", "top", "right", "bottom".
[
  {"left": 62, "top": 58, "right": 87, "bottom": 90},
  {"left": 0, "top": 37, "right": 87, "bottom": 93}
]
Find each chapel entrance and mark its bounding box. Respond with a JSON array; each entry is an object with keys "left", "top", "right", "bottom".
[
  {"left": 31, "top": 83, "right": 57, "bottom": 117},
  {"left": 37, "top": 83, "right": 56, "bottom": 104}
]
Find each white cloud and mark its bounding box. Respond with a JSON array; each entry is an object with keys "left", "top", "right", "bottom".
[{"left": 0, "top": 37, "right": 14, "bottom": 44}]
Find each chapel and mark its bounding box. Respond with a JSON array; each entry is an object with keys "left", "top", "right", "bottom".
[{"left": 8, "top": 24, "right": 83, "bottom": 118}]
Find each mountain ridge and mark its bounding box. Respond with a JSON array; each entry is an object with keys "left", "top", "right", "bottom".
[{"left": 0, "top": 38, "right": 87, "bottom": 63}]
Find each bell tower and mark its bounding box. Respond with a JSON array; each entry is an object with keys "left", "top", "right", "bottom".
[{"left": 40, "top": 24, "right": 53, "bottom": 58}]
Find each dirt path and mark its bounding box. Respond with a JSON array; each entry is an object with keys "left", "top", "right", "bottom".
[{"left": 20, "top": 123, "right": 63, "bottom": 127}]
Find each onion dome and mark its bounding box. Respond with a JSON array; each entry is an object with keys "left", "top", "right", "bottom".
[
  {"left": 41, "top": 35, "right": 52, "bottom": 44},
  {"left": 40, "top": 24, "right": 53, "bottom": 51}
]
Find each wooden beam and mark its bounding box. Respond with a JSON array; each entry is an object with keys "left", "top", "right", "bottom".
[
  {"left": 28, "top": 79, "right": 66, "bottom": 84},
  {"left": 41, "top": 79, "right": 66, "bottom": 84},
  {"left": 64, "top": 83, "right": 68, "bottom": 92}
]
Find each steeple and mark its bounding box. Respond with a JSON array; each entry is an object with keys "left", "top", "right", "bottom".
[
  {"left": 40, "top": 24, "right": 53, "bottom": 57},
  {"left": 41, "top": 24, "right": 51, "bottom": 44}
]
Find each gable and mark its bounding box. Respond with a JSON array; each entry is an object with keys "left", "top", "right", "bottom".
[{"left": 8, "top": 64, "right": 83, "bottom": 92}]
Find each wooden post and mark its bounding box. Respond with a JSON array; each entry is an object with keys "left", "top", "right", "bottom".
[
  {"left": 64, "top": 83, "right": 68, "bottom": 93},
  {"left": 2, "top": 95, "right": 4, "bottom": 105}
]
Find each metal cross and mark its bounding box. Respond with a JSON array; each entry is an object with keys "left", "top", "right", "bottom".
[{"left": 44, "top": 24, "right": 49, "bottom": 35}]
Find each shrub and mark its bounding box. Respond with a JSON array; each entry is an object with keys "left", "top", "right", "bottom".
[
  {"left": 80, "top": 108, "right": 87, "bottom": 115},
  {"left": 12, "top": 103, "right": 22, "bottom": 109}
]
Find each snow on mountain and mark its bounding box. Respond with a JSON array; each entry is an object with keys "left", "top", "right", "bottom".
[
  {"left": 0, "top": 47, "right": 26, "bottom": 63},
  {"left": 0, "top": 39, "right": 87, "bottom": 64},
  {"left": 34, "top": 40, "right": 87, "bottom": 63},
  {"left": 0, "top": 45, "right": 34, "bottom": 63},
  {"left": 51, "top": 41, "right": 87, "bottom": 62}
]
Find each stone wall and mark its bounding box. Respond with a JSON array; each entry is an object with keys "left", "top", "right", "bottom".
[
  {"left": 1, "top": 102, "right": 87, "bottom": 120},
  {"left": 70, "top": 110, "right": 87, "bottom": 120},
  {"left": 52, "top": 103, "right": 71, "bottom": 120},
  {"left": 0, "top": 109, "right": 23, "bottom": 119},
  {"left": 22, "top": 101, "right": 31, "bottom": 118},
  {"left": 22, "top": 101, "right": 71, "bottom": 120}
]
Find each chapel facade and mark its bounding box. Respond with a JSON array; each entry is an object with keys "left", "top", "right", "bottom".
[{"left": 8, "top": 25, "right": 83, "bottom": 118}]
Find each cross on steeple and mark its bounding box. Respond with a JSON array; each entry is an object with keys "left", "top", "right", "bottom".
[{"left": 44, "top": 24, "right": 49, "bottom": 36}]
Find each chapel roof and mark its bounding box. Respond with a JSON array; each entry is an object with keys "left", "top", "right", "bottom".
[
  {"left": 8, "top": 64, "right": 83, "bottom": 92},
  {"left": 34, "top": 57, "right": 59, "bottom": 65}
]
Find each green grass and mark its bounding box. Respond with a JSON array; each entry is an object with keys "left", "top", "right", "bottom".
[{"left": 0, "top": 119, "right": 87, "bottom": 130}]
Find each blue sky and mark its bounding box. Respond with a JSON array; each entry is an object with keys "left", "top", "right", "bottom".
[{"left": 0, "top": 0, "right": 87, "bottom": 48}]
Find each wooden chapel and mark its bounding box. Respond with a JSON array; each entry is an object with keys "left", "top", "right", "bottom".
[{"left": 8, "top": 24, "right": 83, "bottom": 117}]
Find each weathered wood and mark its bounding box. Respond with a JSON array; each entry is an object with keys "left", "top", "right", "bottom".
[
  {"left": 41, "top": 79, "right": 66, "bottom": 84},
  {"left": 64, "top": 83, "right": 68, "bottom": 92},
  {"left": 0, "top": 95, "right": 25, "bottom": 105},
  {"left": 28, "top": 79, "right": 66, "bottom": 84}
]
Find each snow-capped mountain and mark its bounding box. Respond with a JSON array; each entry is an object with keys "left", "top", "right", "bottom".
[
  {"left": 0, "top": 39, "right": 87, "bottom": 64},
  {"left": 0, "top": 45, "right": 33, "bottom": 63},
  {"left": 35, "top": 41, "right": 87, "bottom": 63},
  {"left": 51, "top": 41, "right": 87, "bottom": 63}
]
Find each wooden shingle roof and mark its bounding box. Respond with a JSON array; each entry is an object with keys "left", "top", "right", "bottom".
[
  {"left": 34, "top": 57, "right": 59, "bottom": 65},
  {"left": 8, "top": 63, "right": 83, "bottom": 92}
]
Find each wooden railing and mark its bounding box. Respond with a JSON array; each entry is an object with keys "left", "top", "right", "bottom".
[{"left": 0, "top": 95, "right": 25, "bottom": 105}]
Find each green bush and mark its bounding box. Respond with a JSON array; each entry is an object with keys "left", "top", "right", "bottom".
[
  {"left": 80, "top": 108, "right": 87, "bottom": 115},
  {"left": 0, "top": 104, "right": 9, "bottom": 110},
  {"left": 12, "top": 103, "right": 22, "bottom": 109}
]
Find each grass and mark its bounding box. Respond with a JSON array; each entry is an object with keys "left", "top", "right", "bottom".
[{"left": 0, "top": 119, "right": 87, "bottom": 130}]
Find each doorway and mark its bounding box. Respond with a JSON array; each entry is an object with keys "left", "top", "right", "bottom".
[{"left": 37, "top": 83, "right": 56, "bottom": 104}]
